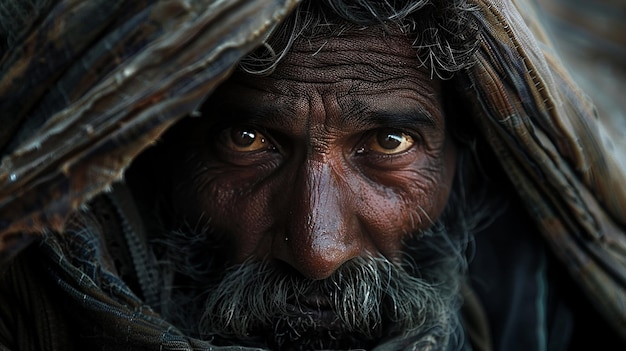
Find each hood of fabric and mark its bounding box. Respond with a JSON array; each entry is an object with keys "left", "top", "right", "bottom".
[
  {"left": 0, "top": 0, "right": 300, "bottom": 255},
  {"left": 0, "top": 0, "right": 625, "bottom": 346},
  {"left": 463, "top": 0, "right": 626, "bottom": 336}
]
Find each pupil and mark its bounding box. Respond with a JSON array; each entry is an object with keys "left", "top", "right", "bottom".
[
  {"left": 377, "top": 131, "right": 402, "bottom": 149},
  {"left": 232, "top": 129, "right": 256, "bottom": 147}
]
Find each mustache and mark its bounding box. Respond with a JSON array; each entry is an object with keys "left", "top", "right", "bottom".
[{"left": 198, "top": 255, "right": 457, "bottom": 347}]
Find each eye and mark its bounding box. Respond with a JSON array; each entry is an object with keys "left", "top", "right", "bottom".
[
  {"left": 363, "top": 129, "right": 415, "bottom": 155},
  {"left": 219, "top": 126, "right": 273, "bottom": 152}
]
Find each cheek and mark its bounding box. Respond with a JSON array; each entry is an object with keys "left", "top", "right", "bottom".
[
  {"left": 166, "top": 135, "right": 458, "bottom": 265},
  {"left": 356, "top": 142, "right": 457, "bottom": 259},
  {"left": 169, "top": 158, "right": 276, "bottom": 262}
]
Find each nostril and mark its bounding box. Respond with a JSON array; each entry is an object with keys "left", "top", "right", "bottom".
[
  {"left": 272, "top": 233, "right": 359, "bottom": 280},
  {"left": 302, "top": 255, "right": 355, "bottom": 280}
]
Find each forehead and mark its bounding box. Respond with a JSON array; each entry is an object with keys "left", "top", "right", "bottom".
[
  {"left": 211, "top": 28, "right": 443, "bottom": 130},
  {"left": 269, "top": 29, "right": 431, "bottom": 85}
]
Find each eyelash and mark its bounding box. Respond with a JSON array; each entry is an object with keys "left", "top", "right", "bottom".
[
  {"left": 358, "top": 128, "right": 421, "bottom": 151},
  {"left": 212, "top": 125, "right": 421, "bottom": 159}
]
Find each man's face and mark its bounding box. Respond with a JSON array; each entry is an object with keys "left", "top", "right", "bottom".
[{"left": 160, "top": 29, "right": 459, "bottom": 349}]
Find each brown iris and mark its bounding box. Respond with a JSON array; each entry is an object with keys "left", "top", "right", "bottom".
[
  {"left": 220, "top": 127, "right": 270, "bottom": 152},
  {"left": 366, "top": 129, "right": 415, "bottom": 154}
]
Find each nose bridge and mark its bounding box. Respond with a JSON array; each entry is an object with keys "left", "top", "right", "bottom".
[
  {"left": 307, "top": 161, "right": 341, "bottom": 241},
  {"left": 274, "top": 158, "right": 360, "bottom": 280}
]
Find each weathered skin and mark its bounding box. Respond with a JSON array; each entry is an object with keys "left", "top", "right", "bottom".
[{"left": 166, "top": 29, "right": 457, "bottom": 280}]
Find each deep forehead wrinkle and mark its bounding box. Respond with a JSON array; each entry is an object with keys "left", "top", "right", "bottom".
[
  {"left": 211, "top": 83, "right": 441, "bottom": 135},
  {"left": 212, "top": 29, "right": 443, "bottom": 133},
  {"left": 272, "top": 32, "right": 432, "bottom": 86}
]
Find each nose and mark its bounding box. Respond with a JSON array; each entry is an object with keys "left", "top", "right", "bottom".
[{"left": 272, "top": 160, "right": 361, "bottom": 280}]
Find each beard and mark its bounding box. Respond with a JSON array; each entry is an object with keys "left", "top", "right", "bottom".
[
  {"left": 153, "top": 201, "right": 476, "bottom": 351},
  {"left": 198, "top": 256, "right": 458, "bottom": 350}
]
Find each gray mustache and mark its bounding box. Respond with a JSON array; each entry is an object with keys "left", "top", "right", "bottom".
[{"left": 199, "top": 256, "right": 456, "bottom": 347}]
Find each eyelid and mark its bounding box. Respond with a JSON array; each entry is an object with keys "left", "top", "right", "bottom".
[
  {"left": 216, "top": 124, "right": 278, "bottom": 154},
  {"left": 370, "top": 130, "right": 415, "bottom": 154},
  {"left": 356, "top": 128, "right": 421, "bottom": 156}
]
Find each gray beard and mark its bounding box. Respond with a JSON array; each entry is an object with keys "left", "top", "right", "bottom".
[
  {"left": 199, "top": 256, "right": 460, "bottom": 350},
  {"left": 154, "top": 211, "right": 474, "bottom": 351}
]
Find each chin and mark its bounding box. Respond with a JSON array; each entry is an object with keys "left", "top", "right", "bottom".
[
  {"left": 210, "top": 325, "right": 450, "bottom": 351},
  {"left": 204, "top": 301, "right": 456, "bottom": 351},
  {"left": 206, "top": 304, "right": 381, "bottom": 349},
  {"left": 212, "top": 331, "right": 378, "bottom": 351}
]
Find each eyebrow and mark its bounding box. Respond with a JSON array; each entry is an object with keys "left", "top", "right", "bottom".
[
  {"left": 208, "top": 101, "right": 440, "bottom": 131},
  {"left": 355, "top": 110, "right": 438, "bottom": 129}
]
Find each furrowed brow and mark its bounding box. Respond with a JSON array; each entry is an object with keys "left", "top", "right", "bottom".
[{"left": 350, "top": 109, "right": 439, "bottom": 130}]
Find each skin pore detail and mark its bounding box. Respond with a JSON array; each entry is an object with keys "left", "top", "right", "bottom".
[
  {"left": 170, "top": 31, "right": 456, "bottom": 272},
  {"left": 156, "top": 28, "right": 462, "bottom": 349}
]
